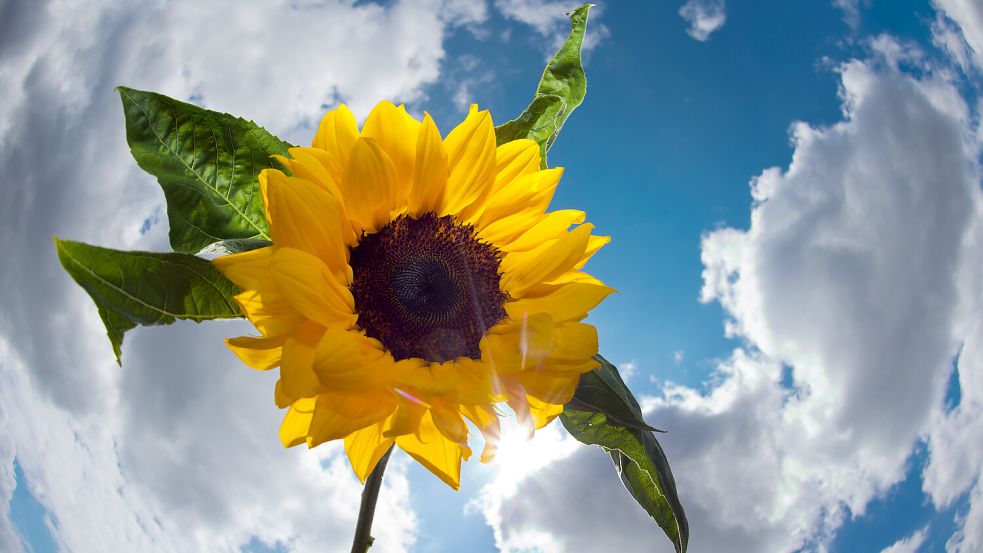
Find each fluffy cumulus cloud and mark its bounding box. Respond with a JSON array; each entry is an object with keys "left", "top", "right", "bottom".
[
  {"left": 475, "top": 37, "right": 983, "bottom": 553},
  {"left": 832, "top": 0, "right": 870, "bottom": 29},
  {"left": 0, "top": 0, "right": 486, "bottom": 551},
  {"left": 469, "top": 419, "right": 672, "bottom": 553},
  {"left": 678, "top": 0, "right": 726, "bottom": 42}
]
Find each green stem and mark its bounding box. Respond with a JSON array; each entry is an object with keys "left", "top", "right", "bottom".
[{"left": 350, "top": 445, "right": 394, "bottom": 553}]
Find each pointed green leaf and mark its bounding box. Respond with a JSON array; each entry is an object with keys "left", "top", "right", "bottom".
[
  {"left": 54, "top": 237, "right": 242, "bottom": 364},
  {"left": 566, "top": 356, "right": 664, "bottom": 432},
  {"left": 118, "top": 87, "right": 291, "bottom": 253},
  {"left": 561, "top": 355, "right": 689, "bottom": 553},
  {"left": 494, "top": 4, "right": 591, "bottom": 167}
]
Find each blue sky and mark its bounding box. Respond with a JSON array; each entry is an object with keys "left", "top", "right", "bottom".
[{"left": 1, "top": 0, "right": 982, "bottom": 552}]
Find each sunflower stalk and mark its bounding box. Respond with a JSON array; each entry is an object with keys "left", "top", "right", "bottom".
[{"left": 350, "top": 445, "right": 394, "bottom": 553}]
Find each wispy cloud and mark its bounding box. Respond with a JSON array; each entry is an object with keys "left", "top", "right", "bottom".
[
  {"left": 678, "top": 0, "right": 726, "bottom": 42},
  {"left": 618, "top": 360, "right": 638, "bottom": 383},
  {"left": 932, "top": 0, "right": 983, "bottom": 73},
  {"left": 879, "top": 526, "right": 929, "bottom": 553},
  {"left": 494, "top": 0, "right": 609, "bottom": 53},
  {"left": 832, "top": 0, "right": 870, "bottom": 29}
]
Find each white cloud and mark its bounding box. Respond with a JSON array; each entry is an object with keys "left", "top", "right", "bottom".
[
  {"left": 619, "top": 360, "right": 638, "bottom": 383},
  {"left": 673, "top": 350, "right": 685, "bottom": 364},
  {"left": 1, "top": 315, "right": 420, "bottom": 553},
  {"left": 880, "top": 526, "right": 929, "bottom": 553},
  {"left": 923, "top": 206, "right": 983, "bottom": 552},
  {"left": 944, "top": 479, "right": 983, "bottom": 552},
  {"left": 494, "top": 0, "right": 609, "bottom": 53},
  {"left": 933, "top": 0, "right": 983, "bottom": 73},
  {"left": 678, "top": 0, "right": 726, "bottom": 42},
  {"left": 832, "top": 0, "right": 870, "bottom": 30},
  {"left": 469, "top": 420, "right": 642, "bottom": 553},
  {"left": 474, "top": 39, "right": 983, "bottom": 553},
  {"left": 0, "top": 403, "right": 20, "bottom": 553},
  {"left": 0, "top": 0, "right": 486, "bottom": 551}
]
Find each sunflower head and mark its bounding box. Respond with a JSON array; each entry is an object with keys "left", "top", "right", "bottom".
[{"left": 214, "top": 101, "right": 613, "bottom": 489}]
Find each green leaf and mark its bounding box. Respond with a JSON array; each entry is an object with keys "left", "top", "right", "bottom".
[
  {"left": 53, "top": 237, "right": 242, "bottom": 364},
  {"left": 494, "top": 4, "right": 591, "bottom": 167},
  {"left": 566, "top": 356, "right": 664, "bottom": 432},
  {"left": 561, "top": 355, "right": 689, "bottom": 553},
  {"left": 118, "top": 86, "right": 291, "bottom": 253}
]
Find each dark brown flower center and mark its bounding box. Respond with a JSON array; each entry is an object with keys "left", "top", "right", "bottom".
[{"left": 349, "top": 213, "right": 508, "bottom": 363}]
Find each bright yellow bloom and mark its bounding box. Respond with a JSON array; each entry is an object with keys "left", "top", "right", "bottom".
[{"left": 214, "top": 101, "right": 613, "bottom": 489}]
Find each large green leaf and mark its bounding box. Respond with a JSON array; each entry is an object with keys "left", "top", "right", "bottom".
[
  {"left": 562, "top": 356, "right": 689, "bottom": 553},
  {"left": 566, "top": 355, "right": 664, "bottom": 432},
  {"left": 494, "top": 4, "right": 591, "bottom": 167},
  {"left": 54, "top": 237, "right": 242, "bottom": 364},
  {"left": 118, "top": 87, "right": 291, "bottom": 253}
]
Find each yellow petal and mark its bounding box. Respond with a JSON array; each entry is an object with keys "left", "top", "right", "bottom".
[
  {"left": 268, "top": 247, "right": 357, "bottom": 329},
  {"left": 308, "top": 392, "right": 397, "bottom": 447},
  {"left": 494, "top": 139, "right": 541, "bottom": 193},
  {"left": 395, "top": 360, "right": 458, "bottom": 398},
  {"left": 408, "top": 113, "right": 448, "bottom": 216},
  {"left": 481, "top": 313, "right": 556, "bottom": 374},
  {"left": 265, "top": 171, "right": 349, "bottom": 278},
  {"left": 274, "top": 379, "right": 291, "bottom": 409},
  {"left": 500, "top": 223, "right": 593, "bottom": 297},
  {"left": 528, "top": 396, "right": 565, "bottom": 429},
  {"left": 383, "top": 394, "right": 427, "bottom": 438},
  {"left": 440, "top": 106, "right": 496, "bottom": 217},
  {"left": 278, "top": 322, "right": 325, "bottom": 403},
  {"left": 457, "top": 138, "right": 539, "bottom": 223},
  {"left": 550, "top": 322, "right": 599, "bottom": 362},
  {"left": 452, "top": 357, "right": 499, "bottom": 404},
  {"left": 520, "top": 371, "right": 581, "bottom": 405},
  {"left": 477, "top": 210, "right": 545, "bottom": 247},
  {"left": 259, "top": 169, "right": 274, "bottom": 227},
  {"left": 575, "top": 234, "right": 611, "bottom": 269},
  {"left": 499, "top": 376, "right": 532, "bottom": 429},
  {"left": 213, "top": 247, "right": 305, "bottom": 337},
  {"left": 543, "top": 270, "right": 606, "bottom": 287},
  {"left": 313, "top": 104, "right": 359, "bottom": 182},
  {"left": 212, "top": 245, "right": 275, "bottom": 290},
  {"left": 225, "top": 334, "right": 284, "bottom": 370},
  {"left": 505, "top": 282, "right": 615, "bottom": 323},
  {"left": 459, "top": 404, "right": 502, "bottom": 463},
  {"left": 280, "top": 397, "right": 316, "bottom": 448},
  {"left": 345, "top": 421, "right": 395, "bottom": 483},
  {"left": 342, "top": 137, "right": 399, "bottom": 233},
  {"left": 431, "top": 403, "right": 469, "bottom": 444},
  {"left": 233, "top": 289, "right": 305, "bottom": 338},
  {"left": 396, "top": 411, "right": 467, "bottom": 489},
  {"left": 476, "top": 168, "right": 562, "bottom": 230},
  {"left": 501, "top": 209, "right": 585, "bottom": 252},
  {"left": 311, "top": 327, "right": 390, "bottom": 392},
  {"left": 280, "top": 147, "right": 344, "bottom": 201},
  {"left": 361, "top": 101, "right": 420, "bottom": 200}
]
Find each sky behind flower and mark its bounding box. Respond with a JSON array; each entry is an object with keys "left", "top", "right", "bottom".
[{"left": 1, "top": 1, "right": 982, "bottom": 552}]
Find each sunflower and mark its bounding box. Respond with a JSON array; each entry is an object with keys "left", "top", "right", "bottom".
[{"left": 213, "top": 101, "right": 613, "bottom": 489}]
